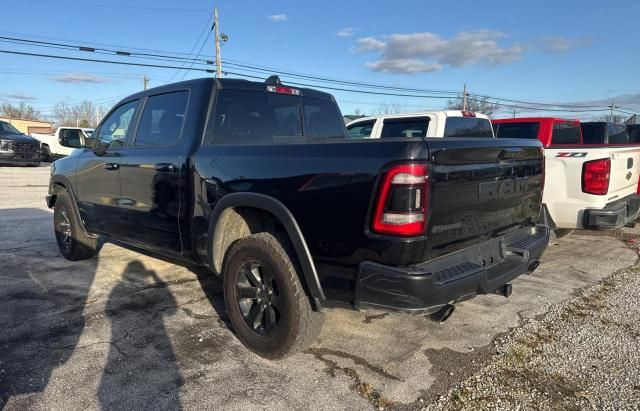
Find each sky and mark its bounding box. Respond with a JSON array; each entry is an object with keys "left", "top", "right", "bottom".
[{"left": 1, "top": 0, "right": 639, "bottom": 121}]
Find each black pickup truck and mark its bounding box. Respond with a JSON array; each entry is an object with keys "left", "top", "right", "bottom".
[{"left": 47, "top": 76, "right": 549, "bottom": 358}]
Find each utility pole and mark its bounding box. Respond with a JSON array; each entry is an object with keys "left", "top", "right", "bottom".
[
  {"left": 610, "top": 100, "right": 614, "bottom": 122},
  {"left": 143, "top": 75, "right": 149, "bottom": 91},
  {"left": 462, "top": 83, "right": 467, "bottom": 111},
  {"left": 214, "top": 7, "right": 222, "bottom": 79},
  {"left": 513, "top": 109, "right": 517, "bottom": 118}
]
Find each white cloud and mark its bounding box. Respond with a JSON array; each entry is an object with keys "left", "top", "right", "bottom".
[
  {"left": 354, "top": 30, "right": 523, "bottom": 74},
  {"left": 268, "top": 14, "right": 288, "bottom": 22},
  {"left": 3, "top": 93, "right": 37, "bottom": 101},
  {"left": 336, "top": 27, "right": 355, "bottom": 37},
  {"left": 366, "top": 59, "right": 442, "bottom": 74},
  {"left": 355, "top": 36, "right": 386, "bottom": 51},
  {"left": 51, "top": 73, "right": 108, "bottom": 84},
  {"left": 541, "top": 36, "right": 591, "bottom": 54}
]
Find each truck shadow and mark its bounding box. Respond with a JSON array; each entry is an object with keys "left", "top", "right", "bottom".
[
  {"left": 0, "top": 208, "right": 98, "bottom": 408},
  {"left": 98, "top": 260, "right": 184, "bottom": 410}
]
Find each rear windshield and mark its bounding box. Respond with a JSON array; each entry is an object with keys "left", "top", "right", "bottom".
[
  {"left": 608, "top": 124, "right": 629, "bottom": 144},
  {"left": 207, "top": 89, "right": 345, "bottom": 144},
  {"left": 444, "top": 117, "right": 493, "bottom": 138},
  {"left": 582, "top": 123, "right": 629, "bottom": 144},
  {"left": 494, "top": 122, "right": 539, "bottom": 140},
  {"left": 552, "top": 122, "right": 581, "bottom": 145}
]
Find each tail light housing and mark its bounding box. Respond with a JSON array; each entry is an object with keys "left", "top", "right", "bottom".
[
  {"left": 582, "top": 158, "right": 610, "bottom": 195},
  {"left": 371, "top": 163, "right": 429, "bottom": 236}
]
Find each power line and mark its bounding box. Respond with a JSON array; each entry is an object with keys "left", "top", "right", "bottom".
[
  {"left": 168, "top": 16, "right": 214, "bottom": 82},
  {"left": 28, "top": 0, "right": 209, "bottom": 13},
  {"left": 0, "top": 48, "right": 214, "bottom": 73},
  {"left": 1, "top": 32, "right": 635, "bottom": 112}
]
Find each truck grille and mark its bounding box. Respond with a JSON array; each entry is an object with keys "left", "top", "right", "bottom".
[{"left": 11, "top": 142, "right": 39, "bottom": 153}]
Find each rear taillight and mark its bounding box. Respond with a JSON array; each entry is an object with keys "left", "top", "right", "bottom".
[
  {"left": 371, "top": 163, "right": 429, "bottom": 237},
  {"left": 582, "top": 158, "right": 610, "bottom": 195}
]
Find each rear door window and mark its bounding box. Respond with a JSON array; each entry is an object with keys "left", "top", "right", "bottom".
[
  {"left": 551, "top": 122, "right": 581, "bottom": 145},
  {"left": 380, "top": 117, "right": 428, "bottom": 138},
  {"left": 444, "top": 117, "right": 494, "bottom": 138},
  {"left": 347, "top": 120, "right": 376, "bottom": 139},
  {"left": 494, "top": 122, "right": 539, "bottom": 139},
  {"left": 580, "top": 123, "right": 603, "bottom": 144},
  {"left": 628, "top": 125, "right": 640, "bottom": 143},
  {"left": 134, "top": 91, "right": 189, "bottom": 147}
]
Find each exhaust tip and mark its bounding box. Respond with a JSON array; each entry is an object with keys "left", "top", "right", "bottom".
[
  {"left": 492, "top": 283, "right": 513, "bottom": 298},
  {"left": 429, "top": 304, "right": 455, "bottom": 323}
]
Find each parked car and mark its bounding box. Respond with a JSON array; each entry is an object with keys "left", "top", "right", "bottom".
[
  {"left": 494, "top": 117, "right": 640, "bottom": 232},
  {"left": 31, "top": 127, "right": 94, "bottom": 161},
  {"left": 627, "top": 124, "right": 640, "bottom": 143},
  {"left": 0, "top": 120, "right": 41, "bottom": 166},
  {"left": 346, "top": 110, "right": 494, "bottom": 139},
  {"left": 581, "top": 121, "right": 630, "bottom": 144},
  {"left": 47, "top": 77, "right": 549, "bottom": 358}
]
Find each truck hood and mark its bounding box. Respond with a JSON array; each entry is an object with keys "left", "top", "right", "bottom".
[{"left": 0, "top": 133, "right": 40, "bottom": 143}]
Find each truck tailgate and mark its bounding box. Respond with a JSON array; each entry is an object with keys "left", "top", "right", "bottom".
[
  {"left": 608, "top": 148, "right": 640, "bottom": 196},
  {"left": 424, "top": 138, "right": 544, "bottom": 259}
]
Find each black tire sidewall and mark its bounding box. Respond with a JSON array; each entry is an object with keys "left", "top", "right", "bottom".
[
  {"left": 53, "top": 194, "right": 75, "bottom": 258},
  {"left": 223, "top": 235, "right": 301, "bottom": 358}
]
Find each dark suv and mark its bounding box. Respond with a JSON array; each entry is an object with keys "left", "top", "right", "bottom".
[
  {"left": 47, "top": 77, "right": 549, "bottom": 358},
  {"left": 0, "top": 120, "right": 41, "bottom": 166}
]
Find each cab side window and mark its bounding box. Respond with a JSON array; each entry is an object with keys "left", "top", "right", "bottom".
[
  {"left": 96, "top": 100, "right": 139, "bottom": 149},
  {"left": 347, "top": 120, "right": 375, "bottom": 139},
  {"left": 381, "top": 118, "right": 429, "bottom": 138},
  {"left": 134, "top": 91, "right": 189, "bottom": 147}
]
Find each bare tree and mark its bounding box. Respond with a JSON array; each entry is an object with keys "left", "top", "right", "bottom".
[
  {"left": 52, "top": 100, "right": 109, "bottom": 127},
  {"left": 446, "top": 95, "right": 499, "bottom": 117},
  {"left": 596, "top": 114, "right": 626, "bottom": 123},
  {"left": 376, "top": 103, "right": 405, "bottom": 115},
  {"left": 0, "top": 102, "right": 42, "bottom": 120}
]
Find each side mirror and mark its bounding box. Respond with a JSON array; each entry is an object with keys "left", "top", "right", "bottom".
[{"left": 93, "top": 143, "right": 107, "bottom": 156}]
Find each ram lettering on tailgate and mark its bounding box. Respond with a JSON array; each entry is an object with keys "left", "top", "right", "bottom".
[{"left": 479, "top": 177, "right": 530, "bottom": 201}]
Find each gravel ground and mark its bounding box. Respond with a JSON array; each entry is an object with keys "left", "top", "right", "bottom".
[{"left": 426, "top": 232, "right": 640, "bottom": 411}]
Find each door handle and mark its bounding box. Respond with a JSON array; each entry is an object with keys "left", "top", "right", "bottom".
[
  {"left": 104, "top": 163, "right": 119, "bottom": 170},
  {"left": 154, "top": 163, "right": 175, "bottom": 172}
]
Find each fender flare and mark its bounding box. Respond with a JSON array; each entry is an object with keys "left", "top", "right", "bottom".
[
  {"left": 207, "top": 192, "right": 326, "bottom": 308},
  {"left": 48, "top": 175, "right": 97, "bottom": 239}
]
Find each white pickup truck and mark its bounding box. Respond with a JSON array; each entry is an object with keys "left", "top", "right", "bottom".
[
  {"left": 493, "top": 117, "right": 640, "bottom": 232},
  {"left": 30, "top": 127, "right": 94, "bottom": 161},
  {"left": 346, "top": 110, "right": 494, "bottom": 139}
]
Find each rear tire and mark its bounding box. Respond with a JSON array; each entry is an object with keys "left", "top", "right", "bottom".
[
  {"left": 41, "top": 145, "right": 52, "bottom": 162},
  {"left": 222, "top": 232, "right": 323, "bottom": 359},
  {"left": 54, "top": 190, "right": 97, "bottom": 260}
]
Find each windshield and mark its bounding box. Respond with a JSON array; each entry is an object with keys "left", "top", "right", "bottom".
[
  {"left": 0, "top": 121, "right": 22, "bottom": 135},
  {"left": 444, "top": 117, "right": 493, "bottom": 138}
]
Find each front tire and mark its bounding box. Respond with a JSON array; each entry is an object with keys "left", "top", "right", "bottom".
[
  {"left": 222, "top": 232, "right": 323, "bottom": 359},
  {"left": 54, "top": 190, "right": 97, "bottom": 260}
]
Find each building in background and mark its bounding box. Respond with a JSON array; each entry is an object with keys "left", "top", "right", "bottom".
[
  {"left": 625, "top": 115, "right": 638, "bottom": 125},
  {"left": 0, "top": 117, "right": 53, "bottom": 135}
]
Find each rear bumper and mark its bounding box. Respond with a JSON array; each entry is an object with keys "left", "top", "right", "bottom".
[
  {"left": 582, "top": 194, "right": 640, "bottom": 229},
  {"left": 354, "top": 225, "right": 549, "bottom": 313}
]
